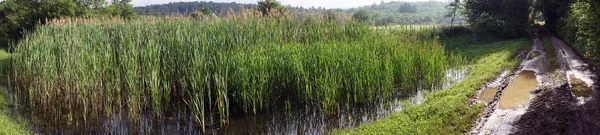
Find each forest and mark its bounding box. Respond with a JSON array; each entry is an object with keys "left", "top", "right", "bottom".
[{"left": 134, "top": 1, "right": 456, "bottom": 25}]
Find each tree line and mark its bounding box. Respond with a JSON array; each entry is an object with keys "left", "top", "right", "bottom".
[{"left": 135, "top": 1, "right": 456, "bottom": 26}]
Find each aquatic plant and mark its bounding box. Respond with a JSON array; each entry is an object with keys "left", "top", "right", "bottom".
[{"left": 11, "top": 12, "right": 450, "bottom": 132}]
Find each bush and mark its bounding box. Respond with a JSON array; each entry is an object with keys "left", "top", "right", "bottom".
[
  {"left": 563, "top": 0, "right": 600, "bottom": 69},
  {"left": 464, "top": 0, "right": 531, "bottom": 39}
]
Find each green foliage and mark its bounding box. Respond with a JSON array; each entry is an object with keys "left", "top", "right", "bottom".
[
  {"left": 445, "top": 0, "right": 463, "bottom": 27},
  {"left": 561, "top": 0, "right": 600, "bottom": 69},
  {"left": 352, "top": 9, "right": 371, "bottom": 23},
  {"left": 0, "top": 50, "right": 30, "bottom": 135},
  {"left": 332, "top": 36, "right": 529, "bottom": 135},
  {"left": 540, "top": 0, "right": 600, "bottom": 70},
  {"left": 191, "top": 8, "right": 215, "bottom": 18},
  {"left": 257, "top": 0, "right": 286, "bottom": 16},
  {"left": 398, "top": 3, "right": 418, "bottom": 13},
  {"left": 464, "top": 0, "right": 532, "bottom": 38},
  {"left": 134, "top": 1, "right": 258, "bottom": 16},
  {"left": 200, "top": 8, "right": 214, "bottom": 15},
  {"left": 0, "top": 0, "right": 137, "bottom": 48},
  {"left": 11, "top": 16, "right": 450, "bottom": 132},
  {"left": 348, "top": 1, "right": 454, "bottom": 25},
  {"left": 135, "top": 1, "right": 454, "bottom": 26}
]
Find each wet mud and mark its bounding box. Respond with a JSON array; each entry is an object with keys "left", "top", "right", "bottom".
[
  {"left": 471, "top": 31, "right": 551, "bottom": 135},
  {"left": 511, "top": 32, "right": 600, "bottom": 134}
]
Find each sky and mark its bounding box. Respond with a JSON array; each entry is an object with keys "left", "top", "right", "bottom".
[{"left": 132, "top": 0, "right": 445, "bottom": 9}]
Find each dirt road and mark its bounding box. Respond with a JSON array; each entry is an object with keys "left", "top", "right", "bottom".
[
  {"left": 470, "top": 31, "right": 599, "bottom": 134},
  {"left": 512, "top": 33, "right": 600, "bottom": 135}
]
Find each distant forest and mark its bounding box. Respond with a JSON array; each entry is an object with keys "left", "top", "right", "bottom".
[
  {"left": 134, "top": 1, "right": 460, "bottom": 25},
  {"left": 340, "top": 1, "right": 462, "bottom": 25}
]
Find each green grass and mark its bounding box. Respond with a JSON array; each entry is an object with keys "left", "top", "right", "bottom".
[
  {"left": 331, "top": 35, "right": 530, "bottom": 134},
  {"left": 11, "top": 14, "right": 455, "bottom": 131},
  {"left": 542, "top": 33, "right": 559, "bottom": 71},
  {"left": 0, "top": 50, "right": 30, "bottom": 135}
]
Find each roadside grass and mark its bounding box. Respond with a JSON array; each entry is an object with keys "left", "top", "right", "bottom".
[
  {"left": 331, "top": 35, "right": 530, "bottom": 134},
  {"left": 0, "top": 50, "right": 30, "bottom": 135},
  {"left": 542, "top": 33, "right": 559, "bottom": 71}
]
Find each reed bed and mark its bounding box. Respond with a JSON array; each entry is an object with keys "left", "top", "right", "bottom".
[{"left": 11, "top": 14, "right": 451, "bottom": 132}]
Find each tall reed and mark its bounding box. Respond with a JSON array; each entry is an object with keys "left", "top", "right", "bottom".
[{"left": 11, "top": 13, "right": 451, "bottom": 132}]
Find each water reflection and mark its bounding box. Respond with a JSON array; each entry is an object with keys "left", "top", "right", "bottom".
[{"left": 8, "top": 68, "right": 467, "bottom": 134}]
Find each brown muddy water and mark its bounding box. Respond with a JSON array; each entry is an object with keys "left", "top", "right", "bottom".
[
  {"left": 6, "top": 69, "right": 467, "bottom": 134},
  {"left": 480, "top": 87, "right": 498, "bottom": 103},
  {"left": 498, "top": 71, "right": 539, "bottom": 109},
  {"left": 569, "top": 75, "right": 592, "bottom": 98}
]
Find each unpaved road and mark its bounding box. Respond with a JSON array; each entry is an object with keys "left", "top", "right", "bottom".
[{"left": 470, "top": 31, "right": 599, "bottom": 134}]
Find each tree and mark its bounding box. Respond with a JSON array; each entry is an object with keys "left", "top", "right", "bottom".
[
  {"left": 109, "top": 0, "right": 136, "bottom": 18},
  {"left": 398, "top": 3, "right": 417, "bottom": 13},
  {"left": 200, "top": 8, "right": 214, "bottom": 15},
  {"left": 445, "top": 0, "right": 462, "bottom": 27},
  {"left": 353, "top": 9, "right": 371, "bottom": 23},
  {"left": 191, "top": 8, "right": 215, "bottom": 18},
  {"left": 257, "top": 0, "right": 284, "bottom": 16},
  {"left": 464, "top": 0, "right": 531, "bottom": 38},
  {"left": 0, "top": 0, "right": 137, "bottom": 47}
]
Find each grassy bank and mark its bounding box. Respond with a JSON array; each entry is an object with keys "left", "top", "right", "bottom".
[
  {"left": 332, "top": 36, "right": 529, "bottom": 134},
  {"left": 11, "top": 14, "right": 455, "bottom": 131},
  {"left": 0, "top": 50, "right": 30, "bottom": 135}
]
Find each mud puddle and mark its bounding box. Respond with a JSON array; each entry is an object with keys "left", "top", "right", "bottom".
[
  {"left": 479, "top": 87, "right": 498, "bottom": 103},
  {"left": 498, "top": 71, "right": 539, "bottom": 109},
  {"left": 569, "top": 75, "right": 592, "bottom": 98}
]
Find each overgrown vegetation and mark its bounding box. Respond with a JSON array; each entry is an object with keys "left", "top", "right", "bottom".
[
  {"left": 135, "top": 1, "right": 457, "bottom": 26},
  {"left": 333, "top": 35, "right": 529, "bottom": 134},
  {"left": 0, "top": 50, "right": 30, "bottom": 135},
  {"left": 540, "top": 0, "right": 600, "bottom": 70},
  {"left": 11, "top": 11, "right": 454, "bottom": 132},
  {"left": 463, "top": 0, "right": 532, "bottom": 38},
  {"left": 0, "top": 0, "right": 137, "bottom": 47}
]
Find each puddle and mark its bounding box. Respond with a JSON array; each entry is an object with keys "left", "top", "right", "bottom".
[
  {"left": 569, "top": 75, "right": 592, "bottom": 98},
  {"left": 498, "top": 71, "right": 538, "bottom": 109},
  {"left": 480, "top": 87, "right": 498, "bottom": 103},
  {"left": 528, "top": 51, "right": 541, "bottom": 60}
]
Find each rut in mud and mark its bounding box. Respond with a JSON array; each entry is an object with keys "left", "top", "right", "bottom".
[
  {"left": 471, "top": 31, "right": 599, "bottom": 134},
  {"left": 512, "top": 33, "right": 600, "bottom": 134}
]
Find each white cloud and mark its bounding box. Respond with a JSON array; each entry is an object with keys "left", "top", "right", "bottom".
[{"left": 132, "top": 0, "right": 445, "bottom": 9}]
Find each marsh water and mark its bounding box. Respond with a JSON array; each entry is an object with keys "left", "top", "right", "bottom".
[{"left": 6, "top": 68, "right": 467, "bottom": 134}]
